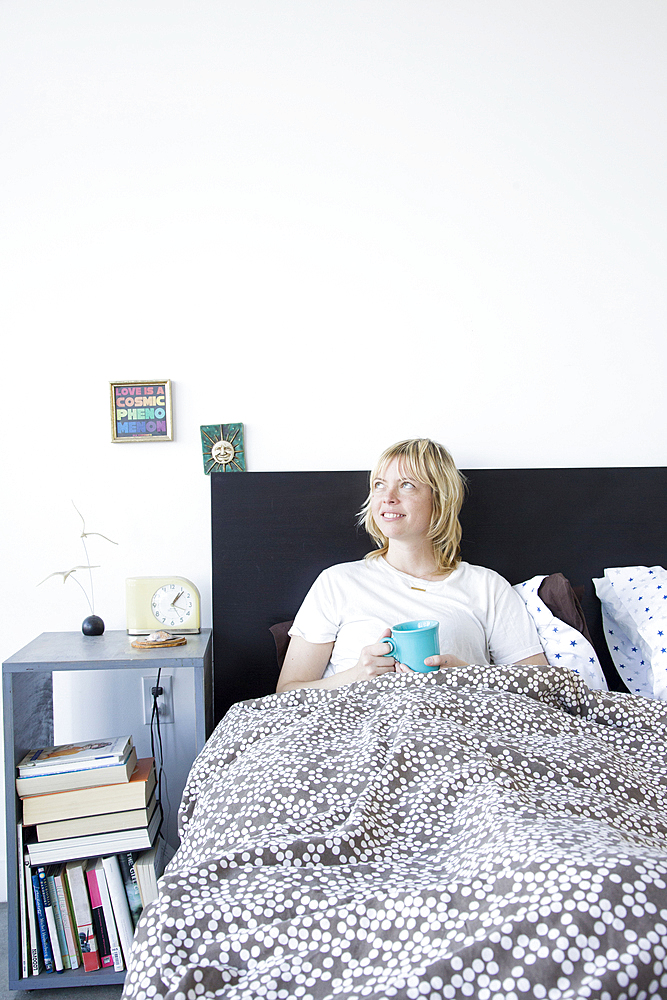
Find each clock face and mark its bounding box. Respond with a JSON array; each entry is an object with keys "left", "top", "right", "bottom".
[{"left": 151, "top": 584, "right": 197, "bottom": 628}]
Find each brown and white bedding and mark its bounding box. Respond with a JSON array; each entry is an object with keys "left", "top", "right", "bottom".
[{"left": 121, "top": 664, "right": 667, "bottom": 1000}]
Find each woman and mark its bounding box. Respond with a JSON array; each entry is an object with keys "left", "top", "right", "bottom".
[{"left": 276, "top": 438, "right": 547, "bottom": 692}]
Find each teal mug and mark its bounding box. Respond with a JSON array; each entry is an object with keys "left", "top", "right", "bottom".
[{"left": 383, "top": 619, "right": 440, "bottom": 673}]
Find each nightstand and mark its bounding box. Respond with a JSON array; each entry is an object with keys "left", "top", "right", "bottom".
[{"left": 3, "top": 629, "right": 212, "bottom": 990}]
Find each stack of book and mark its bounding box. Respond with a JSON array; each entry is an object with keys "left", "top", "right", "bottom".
[{"left": 16, "top": 736, "right": 173, "bottom": 979}]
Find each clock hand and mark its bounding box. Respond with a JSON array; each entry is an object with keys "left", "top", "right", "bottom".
[{"left": 170, "top": 591, "right": 184, "bottom": 607}]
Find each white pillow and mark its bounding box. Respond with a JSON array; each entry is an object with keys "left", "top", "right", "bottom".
[
  {"left": 593, "top": 566, "right": 667, "bottom": 699},
  {"left": 513, "top": 575, "right": 607, "bottom": 690}
]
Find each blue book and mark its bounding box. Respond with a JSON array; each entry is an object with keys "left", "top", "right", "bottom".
[
  {"left": 36, "top": 868, "right": 64, "bottom": 972},
  {"left": 31, "top": 871, "right": 54, "bottom": 973}
]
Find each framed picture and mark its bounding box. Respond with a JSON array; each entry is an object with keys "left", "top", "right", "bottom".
[
  {"left": 200, "top": 423, "right": 246, "bottom": 473},
  {"left": 110, "top": 380, "right": 173, "bottom": 443}
]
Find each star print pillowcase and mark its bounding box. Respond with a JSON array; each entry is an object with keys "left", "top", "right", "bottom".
[
  {"left": 593, "top": 566, "right": 667, "bottom": 699},
  {"left": 513, "top": 575, "right": 607, "bottom": 690}
]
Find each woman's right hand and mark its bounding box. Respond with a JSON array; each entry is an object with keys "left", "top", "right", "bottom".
[{"left": 343, "top": 628, "right": 397, "bottom": 682}]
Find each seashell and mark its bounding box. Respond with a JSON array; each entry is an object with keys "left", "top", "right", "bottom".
[{"left": 146, "top": 630, "right": 173, "bottom": 643}]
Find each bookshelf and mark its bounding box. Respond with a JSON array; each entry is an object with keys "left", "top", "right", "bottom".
[{"left": 2, "top": 629, "right": 212, "bottom": 990}]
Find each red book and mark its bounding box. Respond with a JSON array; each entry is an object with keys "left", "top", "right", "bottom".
[{"left": 85, "top": 863, "right": 113, "bottom": 968}]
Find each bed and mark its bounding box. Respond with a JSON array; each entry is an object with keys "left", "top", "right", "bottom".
[{"left": 121, "top": 466, "right": 667, "bottom": 1000}]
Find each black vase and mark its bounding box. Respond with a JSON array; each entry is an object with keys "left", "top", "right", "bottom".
[{"left": 82, "top": 615, "right": 105, "bottom": 636}]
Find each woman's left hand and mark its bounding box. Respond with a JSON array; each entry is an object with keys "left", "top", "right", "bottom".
[
  {"left": 394, "top": 653, "right": 469, "bottom": 674},
  {"left": 424, "top": 654, "right": 469, "bottom": 670}
]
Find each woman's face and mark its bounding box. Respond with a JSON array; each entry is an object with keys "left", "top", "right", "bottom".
[{"left": 370, "top": 458, "right": 433, "bottom": 543}]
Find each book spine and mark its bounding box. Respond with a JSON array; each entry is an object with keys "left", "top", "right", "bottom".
[
  {"left": 17, "top": 823, "right": 28, "bottom": 977},
  {"left": 53, "top": 868, "right": 80, "bottom": 969},
  {"left": 85, "top": 865, "right": 113, "bottom": 967},
  {"left": 21, "top": 756, "right": 154, "bottom": 826},
  {"left": 134, "top": 842, "right": 161, "bottom": 908},
  {"left": 16, "top": 747, "right": 138, "bottom": 797},
  {"left": 37, "top": 867, "right": 63, "bottom": 972},
  {"left": 31, "top": 871, "right": 54, "bottom": 973},
  {"left": 65, "top": 860, "right": 100, "bottom": 972},
  {"left": 19, "top": 747, "right": 131, "bottom": 776},
  {"left": 26, "top": 791, "right": 157, "bottom": 866},
  {"left": 94, "top": 860, "right": 124, "bottom": 971},
  {"left": 135, "top": 836, "right": 170, "bottom": 907},
  {"left": 36, "top": 801, "right": 150, "bottom": 841},
  {"left": 19, "top": 757, "right": 126, "bottom": 777},
  {"left": 118, "top": 851, "right": 143, "bottom": 928},
  {"left": 18, "top": 737, "right": 132, "bottom": 773},
  {"left": 46, "top": 871, "right": 70, "bottom": 969},
  {"left": 102, "top": 854, "right": 136, "bottom": 967},
  {"left": 61, "top": 866, "right": 83, "bottom": 968},
  {"left": 24, "top": 861, "right": 41, "bottom": 974}
]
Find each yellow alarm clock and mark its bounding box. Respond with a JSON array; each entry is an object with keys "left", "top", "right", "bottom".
[{"left": 126, "top": 577, "right": 201, "bottom": 635}]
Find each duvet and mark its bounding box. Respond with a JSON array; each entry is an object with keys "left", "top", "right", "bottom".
[{"left": 122, "top": 664, "right": 667, "bottom": 1000}]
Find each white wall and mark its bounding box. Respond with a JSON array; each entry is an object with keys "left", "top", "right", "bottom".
[{"left": 1, "top": 0, "right": 666, "bottom": 898}]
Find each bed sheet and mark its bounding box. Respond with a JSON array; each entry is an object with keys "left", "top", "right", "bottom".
[{"left": 121, "top": 664, "right": 667, "bottom": 1000}]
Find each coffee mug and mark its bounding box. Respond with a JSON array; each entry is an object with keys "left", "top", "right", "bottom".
[{"left": 383, "top": 619, "right": 440, "bottom": 673}]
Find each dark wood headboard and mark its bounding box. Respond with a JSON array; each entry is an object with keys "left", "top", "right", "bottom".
[{"left": 211, "top": 467, "right": 667, "bottom": 723}]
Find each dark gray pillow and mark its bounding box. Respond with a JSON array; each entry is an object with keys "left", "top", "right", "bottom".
[
  {"left": 270, "top": 620, "right": 294, "bottom": 669},
  {"left": 538, "top": 572, "right": 593, "bottom": 644}
]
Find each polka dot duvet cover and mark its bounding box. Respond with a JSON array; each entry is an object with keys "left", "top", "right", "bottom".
[{"left": 122, "top": 664, "right": 667, "bottom": 1000}]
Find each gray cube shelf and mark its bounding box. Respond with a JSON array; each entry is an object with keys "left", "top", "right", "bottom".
[{"left": 3, "top": 629, "right": 212, "bottom": 991}]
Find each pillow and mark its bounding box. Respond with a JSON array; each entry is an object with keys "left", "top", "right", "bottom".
[
  {"left": 513, "top": 574, "right": 607, "bottom": 690},
  {"left": 270, "top": 620, "right": 294, "bottom": 669},
  {"left": 593, "top": 566, "right": 667, "bottom": 699},
  {"left": 537, "top": 572, "right": 594, "bottom": 645}
]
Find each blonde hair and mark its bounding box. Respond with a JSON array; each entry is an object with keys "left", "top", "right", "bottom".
[{"left": 359, "top": 438, "right": 467, "bottom": 573}]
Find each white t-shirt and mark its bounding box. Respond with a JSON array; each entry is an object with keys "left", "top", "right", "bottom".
[{"left": 289, "top": 557, "right": 544, "bottom": 677}]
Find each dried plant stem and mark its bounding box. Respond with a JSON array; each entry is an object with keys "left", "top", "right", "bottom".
[
  {"left": 71, "top": 573, "right": 94, "bottom": 615},
  {"left": 80, "top": 534, "right": 95, "bottom": 614}
]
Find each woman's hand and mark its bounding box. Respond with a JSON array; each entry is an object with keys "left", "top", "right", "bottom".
[
  {"left": 343, "top": 628, "right": 398, "bottom": 682},
  {"left": 424, "top": 653, "right": 469, "bottom": 670},
  {"left": 394, "top": 652, "right": 469, "bottom": 674}
]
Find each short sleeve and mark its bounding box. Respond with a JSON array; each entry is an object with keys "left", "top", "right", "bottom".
[
  {"left": 484, "top": 572, "right": 544, "bottom": 664},
  {"left": 289, "top": 569, "right": 341, "bottom": 645}
]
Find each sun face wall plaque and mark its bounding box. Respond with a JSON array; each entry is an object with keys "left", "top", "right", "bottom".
[{"left": 200, "top": 423, "right": 246, "bottom": 474}]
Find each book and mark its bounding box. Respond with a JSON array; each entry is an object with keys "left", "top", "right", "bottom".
[
  {"left": 52, "top": 865, "right": 80, "bottom": 969},
  {"left": 17, "top": 823, "right": 29, "bottom": 977},
  {"left": 36, "top": 792, "right": 157, "bottom": 842},
  {"left": 18, "top": 736, "right": 133, "bottom": 775},
  {"left": 64, "top": 859, "right": 101, "bottom": 972},
  {"left": 45, "top": 867, "right": 70, "bottom": 969},
  {"left": 134, "top": 837, "right": 175, "bottom": 907},
  {"left": 34, "top": 866, "right": 66, "bottom": 972},
  {"left": 85, "top": 862, "right": 113, "bottom": 968},
  {"left": 27, "top": 803, "right": 161, "bottom": 865},
  {"left": 24, "top": 859, "right": 41, "bottom": 975},
  {"left": 31, "top": 869, "right": 54, "bottom": 973},
  {"left": 102, "top": 854, "right": 136, "bottom": 967},
  {"left": 22, "top": 757, "right": 155, "bottom": 825},
  {"left": 118, "top": 851, "right": 143, "bottom": 928},
  {"left": 93, "top": 860, "right": 124, "bottom": 971},
  {"left": 37, "top": 866, "right": 64, "bottom": 972},
  {"left": 17, "top": 746, "right": 138, "bottom": 797}
]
